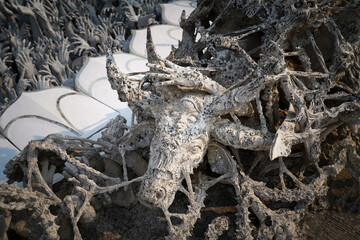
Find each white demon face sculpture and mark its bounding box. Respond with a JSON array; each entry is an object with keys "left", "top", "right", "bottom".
[{"left": 139, "top": 96, "right": 211, "bottom": 209}]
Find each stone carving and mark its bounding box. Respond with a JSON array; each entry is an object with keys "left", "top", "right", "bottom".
[
  {"left": 0, "top": 0, "right": 165, "bottom": 111},
  {"left": 1, "top": 0, "right": 360, "bottom": 239}
]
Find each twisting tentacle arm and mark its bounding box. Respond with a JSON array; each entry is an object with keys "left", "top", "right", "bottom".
[
  {"left": 106, "top": 49, "right": 133, "bottom": 102},
  {"left": 208, "top": 74, "right": 281, "bottom": 116},
  {"left": 210, "top": 119, "right": 274, "bottom": 151}
]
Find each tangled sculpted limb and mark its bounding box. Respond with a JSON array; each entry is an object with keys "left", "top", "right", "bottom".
[{"left": 2, "top": 0, "right": 360, "bottom": 239}]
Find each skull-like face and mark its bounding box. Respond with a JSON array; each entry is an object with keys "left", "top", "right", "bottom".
[
  {"left": 138, "top": 96, "right": 210, "bottom": 209},
  {"left": 287, "top": 0, "right": 318, "bottom": 21}
]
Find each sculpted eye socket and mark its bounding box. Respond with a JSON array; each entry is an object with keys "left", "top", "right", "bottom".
[
  {"left": 182, "top": 99, "right": 198, "bottom": 112},
  {"left": 294, "top": 1, "right": 303, "bottom": 8},
  {"left": 187, "top": 115, "right": 198, "bottom": 124},
  {"left": 155, "top": 188, "right": 166, "bottom": 200},
  {"left": 190, "top": 145, "right": 202, "bottom": 154},
  {"left": 307, "top": 1, "right": 315, "bottom": 7}
]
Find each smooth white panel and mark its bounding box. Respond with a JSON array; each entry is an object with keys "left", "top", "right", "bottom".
[
  {"left": 6, "top": 117, "right": 77, "bottom": 150},
  {"left": 0, "top": 88, "right": 74, "bottom": 130},
  {"left": 160, "top": 1, "right": 196, "bottom": 26},
  {"left": 75, "top": 53, "right": 148, "bottom": 111},
  {"left": 58, "top": 94, "right": 119, "bottom": 137},
  {"left": 130, "top": 25, "right": 183, "bottom": 59}
]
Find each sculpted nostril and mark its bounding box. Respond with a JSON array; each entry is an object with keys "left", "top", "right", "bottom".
[{"left": 155, "top": 188, "right": 165, "bottom": 200}]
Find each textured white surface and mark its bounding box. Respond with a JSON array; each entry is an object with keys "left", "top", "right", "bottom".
[
  {"left": 0, "top": 136, "right": 19, "bottom": 181},
  {"left": 75, "top": 53, "right": 148, "bottom": 112},
  {"left": 130, "top": 25, "right": 182, "bottom": 59},
  {"left": 0, "top": 87, "right": 120, "bottom": 149},
  {"left": 160, "top": 1, "right": 196, "bottom": 26}
]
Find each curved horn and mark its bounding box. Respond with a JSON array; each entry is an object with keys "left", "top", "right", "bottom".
[
  {"left": 106, "top": 49, "right": 125, "bottom": 90},
  {"left": 146, "top": 26, "right": 161, "bottom": 64},
  {"left": 106, "top": 49, "right": 130, "bottom": 102}
]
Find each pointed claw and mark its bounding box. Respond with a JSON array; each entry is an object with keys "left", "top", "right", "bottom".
[{"left": 180, "top": 10, "right": 186, "bottom": 22}]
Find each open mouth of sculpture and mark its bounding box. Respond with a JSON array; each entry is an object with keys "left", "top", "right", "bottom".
[
  {"left": 139, "top": 185, "right": 168, "bottom": 208},
  {"left": 138, "top": 168, "right": 181, "bottom": 210},
  {"left": 139, "top": 175, "right": 164, "bottom": 203}
]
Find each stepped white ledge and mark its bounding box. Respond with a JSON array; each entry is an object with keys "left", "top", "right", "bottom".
[
  {"left": 0, "top": 87, "right": 119, "bottom": 149},
  {"left": 75, "top": 53, "right": 148, "bottom": 117}
]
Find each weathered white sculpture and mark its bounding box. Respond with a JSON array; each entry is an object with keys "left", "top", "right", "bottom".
[{"left": 1, "top": 0, "right": 360, "bottom": 239}]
